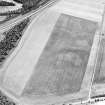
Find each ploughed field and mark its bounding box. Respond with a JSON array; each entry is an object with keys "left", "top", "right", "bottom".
[{"left": 22, "top": 14, "right": 98, "bottom": 97}]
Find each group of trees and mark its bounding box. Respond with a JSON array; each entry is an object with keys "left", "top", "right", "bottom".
[
  {"left": 0, "top": 91, "right": 16, "bottom": 105},
  {"left": 13, "top": 0, "right": 51, "bottom": 14},
  {"left": 0, "top": 0, "right": 51, "bottom": 14},
  {"left": 0, "top": 18, "right": 30, "bottom": 64},
  {"left": 0, "top": 0, "right": 52, "bottom": 63},
  {"left": 0, "top": 0, "right": 51, "bottom": 24}
]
